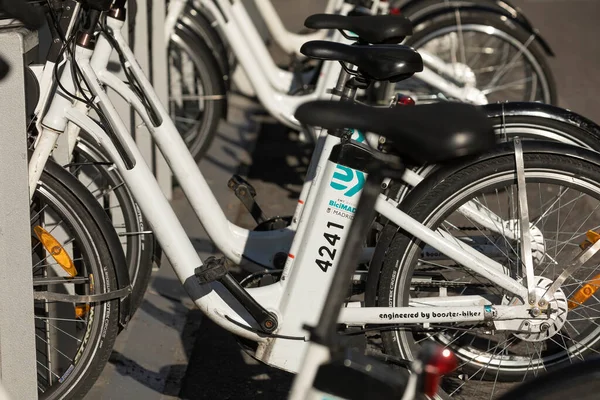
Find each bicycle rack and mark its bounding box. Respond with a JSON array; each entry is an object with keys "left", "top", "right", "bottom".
[{"left": 0, "top": 27, "right": 39, "bottom": 400}]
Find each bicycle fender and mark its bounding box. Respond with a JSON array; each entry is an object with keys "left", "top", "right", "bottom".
[
  {"left": 483, "top": 102, "right": 600, "bottom": 140},
  {"left": 365, "top": 140, "right": 600, "bottom": 307},
  {"left": 395, "top": 0, "right": 554, "bottom": 56},
  {"left": 44, "top": 158, "right": 132, "bottom": 329}
]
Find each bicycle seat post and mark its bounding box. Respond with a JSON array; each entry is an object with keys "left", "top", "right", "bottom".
[{"left": 331, "top": 61, "right": 354, "bottom": 98}]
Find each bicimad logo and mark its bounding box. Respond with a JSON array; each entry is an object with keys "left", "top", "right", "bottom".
[{"left": 330, "top": 165, "right": 365, "bottom": 197}]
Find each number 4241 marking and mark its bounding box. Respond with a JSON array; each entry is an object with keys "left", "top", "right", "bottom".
[{"left": 315, "top": 221, "right": 344, "bottom": 272}]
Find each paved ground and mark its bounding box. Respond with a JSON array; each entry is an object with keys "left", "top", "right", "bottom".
[
  {"left": 88, "top": 1, "right": 600, "bottom": 399},
  {"left": 511, "top": 0, "right": 600, "bottom": 121}
]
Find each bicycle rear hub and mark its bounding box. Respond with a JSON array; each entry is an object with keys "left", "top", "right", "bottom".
[{"left": 507, "top": 277, "right": 567, "bottom": 342}]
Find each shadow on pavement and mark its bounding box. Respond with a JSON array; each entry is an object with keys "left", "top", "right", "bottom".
[
  {"left": 108, "top": 350, "right": 185, "bottom": 397},
  {"left": 178, "top": 313, "right": 294, "bottom": 400},
  {"left": 245, "top": 117, "right": 313, "bottom": 200}
]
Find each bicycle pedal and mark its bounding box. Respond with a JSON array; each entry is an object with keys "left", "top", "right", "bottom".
[
  {"left": 195, "top": 256, "right": 278, "bottom": 332},
  {"left": 194, "top": 256, "right": 228, "bottom": 284},
  {"left": 227, "top": 175, "right": 269, "bottom": 224},
  {"left": 228, "top": 175, "right": 257, "bottom": 197}
]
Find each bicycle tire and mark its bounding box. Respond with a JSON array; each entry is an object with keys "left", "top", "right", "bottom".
[
  {"left": 34, "top": 159, "right": 120, "bottom": 399},
  {"left": 71, "top": 132, "right": 154, "bottom": 318},
  {"left": 376, "top": 143, "right": 600, "bottom": 399},
  {"left": 169, "top": 24, "right": 226, "bottom": 161},
  {"left": 379, "top": 10, "right": 556, "bottom": 104}
]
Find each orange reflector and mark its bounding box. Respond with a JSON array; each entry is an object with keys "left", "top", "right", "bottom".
[
  {"left": 580, "top": 230, "right": 600, "bottom": 250},
  {"left": 75, "top": 304, "right": 90, "bottom": 318},
  {"left": 568, "top": 273, "right": 600, "bottom": 310},
  {"left": 33, "top": 226, "right": 77, "bottom": 277},
  {"left": 570, "top": 230, "right": 600, "bottom": 309}
]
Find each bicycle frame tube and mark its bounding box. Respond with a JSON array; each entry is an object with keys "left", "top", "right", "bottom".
[
  {"left": 227, "top": 0, "right": 293, "bottom": 92},
  {"left": 164, "top": 0, "right": 187, "bottom": 41},
  {"left": 340, "top": 304, "right": 530, "bottom": 324},
  {"left": 29, "top": 58, "right": 77, "bottom": 198},
  {"left": 201, "top": 0, "right": 352, "bottom": 95}
]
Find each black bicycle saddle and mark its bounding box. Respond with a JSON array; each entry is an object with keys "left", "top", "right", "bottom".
[
  {"left": 300, "top": 41, "right": 423, "bottom": 82},
  {"left": 305, "top": 14, "right": 412, "bottom": 44},
  {"left": 295, "top": 100, "right": 496, "bottom": 164}
]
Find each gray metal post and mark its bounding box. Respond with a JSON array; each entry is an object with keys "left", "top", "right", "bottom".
[
  {"left": 0, "top": 27, "right": 39, "bottom": 400},
  {"left": 149, "top": 0, "right": 172, "bottom": 200},
  {"left": 130, "top": 0, "right": 172, "bottom": 200}
]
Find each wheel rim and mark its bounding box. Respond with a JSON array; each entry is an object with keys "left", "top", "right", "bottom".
[
  {"left": 392, "top": 165, "right": 600, "bottom": 398},
  {"left": 404, "top": 24, "right": 552, "bottom": 104}
]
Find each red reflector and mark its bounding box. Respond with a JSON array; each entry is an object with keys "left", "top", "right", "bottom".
[
  {"left": 397, "top": 94, "right": 415, "bottom": 106},
  {"left": 423, "top": 348, "right": 458, "bottom": 397},
  {"left": 390, "top": 7, "right": 401, "bottom": 15}
]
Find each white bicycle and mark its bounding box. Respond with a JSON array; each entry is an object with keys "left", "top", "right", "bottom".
[
  {"left": 165, "top": 0, "right": 557, "bottom": 160},
  {"left": 22, "top": 1, "right": 600, "bottom": 399},
  {"left": 28, "top": 0, "right": 596, "bottom": 333}
]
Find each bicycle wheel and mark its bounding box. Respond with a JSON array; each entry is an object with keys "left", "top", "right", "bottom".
[
  {"left": 33, "top": 161, "right": 119, "bottom": 399},
  {"left": 70, "top": 132, "right": 154, "bottom": 317},
  {"left": 376, "top": 144, "right": 600, "bottom": 399},
  {"left": 382, "top": 10, "right": 556, "bottom": 104},
  {"left": 169, "top": 24, "right": 226, "bottom": 161}
]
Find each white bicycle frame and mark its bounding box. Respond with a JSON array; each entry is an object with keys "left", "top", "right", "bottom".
[
  {"left": 29, "top": 8, "right": 530, "bottom": 374},
  {"left": 164, "top": 0, "right": 487, "bottom": 124}
]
